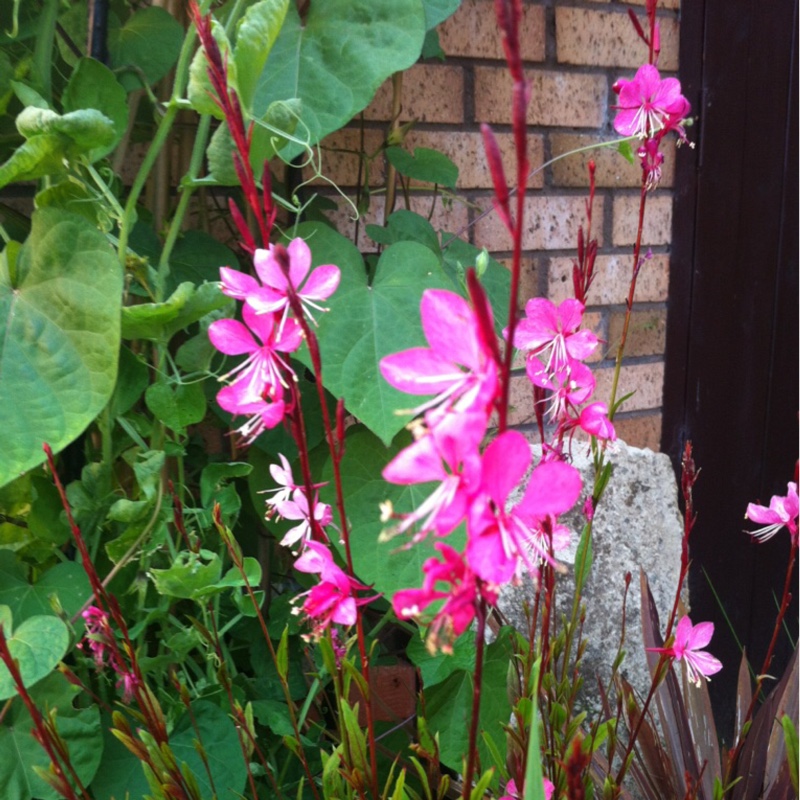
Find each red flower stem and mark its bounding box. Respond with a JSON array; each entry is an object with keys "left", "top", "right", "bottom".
[
  {"left": 275, "top": 252, "right": 380, "bottom": 799},
  {"left": 608, "top": 179, "right": 649, "bottom": 418},
  {"left": 462, "top": 596, "right": 488, "bottom": 799},
  {"left": 0, "top": 628, "right": 87, "bottom": 800},
  {"left": 725, "top": 541, "right": 798, "bottom": 784}
]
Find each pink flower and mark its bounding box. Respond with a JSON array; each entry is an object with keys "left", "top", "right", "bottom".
[
  {"left": 247, "top": 237, "right": 340, "bottom": 325},
  {"left": 528, "top": 358, "right": 596, "bottom": 422},
  {"left": 500, "top": 777, "right": 554, "bottom": 800},
  {"left": 382, "top": 409, "right": 486, "bottom": 541},
  {"left": 293, "top": 542, "right": 376, "bottom": 640},
  {"left": 745, "top": 482, "right": 798, "bottom": 544},
  {"left": 275, "top": 488, "right": 334, "bottom": 553},
  {"left": 216, "top": 388, "right": 286, "bottom": 445},
  {"left": 509, "top": 298, "right": 598, "bottom": 377},
  {"left": 209, "top": 305, "right": 302, "bottom": 402},
  {"left": 263, "top": 453, "right": 300, "bottom": 512},
  {"left": 613, "top": 64, "right": 690, "bottom": 140},
  {"left": 380, "top": 289, "right": 500, "bottom": 417},
  {"left": 649, "top": 616, "right": 722, "bottom": 687},
  {"left": 577, "top": 402, "right": 616, "bottom": 441},
  {"left": 393, "top": 543, "right": 497, "bottom": 654},
  {"left": 466, "top": 432, "right": 582, "bottom": 583},
  {"left": 637, "top": 137, "right": 666, "bottom": 191}
]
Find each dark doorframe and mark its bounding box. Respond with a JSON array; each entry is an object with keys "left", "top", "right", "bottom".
[{"left": 662, "top": 0, "right": 798, "bottom": 740}]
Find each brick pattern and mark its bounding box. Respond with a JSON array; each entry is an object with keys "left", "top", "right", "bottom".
[{"left": 312, "top": 0, "right": 682, "bottom": 449}]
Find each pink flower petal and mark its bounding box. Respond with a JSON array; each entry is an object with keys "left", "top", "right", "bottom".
[
  {"left": 302, "top": 264, "right": 341, "bottom": 301},
  {"left": 208, "top": 319, "right": 257, "bottom": 356},
  {"left": 519, "top": 460, "right": 582, "bottom": 519}
]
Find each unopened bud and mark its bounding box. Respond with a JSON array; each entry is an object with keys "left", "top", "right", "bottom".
[{"left": 475, "top": 248, "right": 489, "bottom": 279}]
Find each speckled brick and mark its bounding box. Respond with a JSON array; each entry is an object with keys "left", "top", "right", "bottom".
[
  {"left": 547, "top": 254, "right": 670, "bottom": 306},
  {"left": 507, "top": 372, "right": 537, "bottom": 426},
  {"left": 594, "top": 361, "right": 664, "bottom": 412},
  {"left": 608, "top": 309, "right": 667, "bottom": 357},
  {"left": 494, "top": 255, "right": 544, "bottom": 310},
  {"left": 305, "top": 128, "right": 386, "bottom": 188},
  {"left": 549, "top": 133, "right": 676, "bottom": 188},
  {"left": 474, "top": 195, "right": 606, "bottom": 252},
  {"left": 327, "top": 193, "right": 470, "bottom": 252},
  {"left": 618, "top": 0, "right": 680, "bottom": 10},
  {"left": 556, "top": 8, "right": 678, "bottom": 71},
  {"left": 612, "top": 413, "right": 663, "bottom": 451},
  {"left": 438, "top": 0, "right": 545, "bottom": 61},
  {"left": 364, "top": 64, "right": 464, "bottom": 124},
  {"left": 402, "top": 130, "right": 544, "bottom": 190},
  {"left": 613, "top": 194, "right": 672, "bottom": 246},
  {"left": 474, "top": 67, "right": 607, "bottom": 127}
]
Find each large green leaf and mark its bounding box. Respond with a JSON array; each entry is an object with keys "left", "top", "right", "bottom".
[
  {"left": 255, "top": 0, "right": 426, "bottom": 158},
  {"left": 91, "top": 700, "right": 247, "bottom": 800},
  {"left": 318, "top": 426, "right": 465, "bottom": 598},
  {"left": 0, "top": 608, "right": 70, "bottom": 700},
  {"left": 423, "top": 627, "right": 513, "bottom": 776},
  {"left": 0, "top": 209, "right": 122, "bottom": 487},
  {"left": 422, "top": 0, "right": 462, "bottom": 29},
  {"left": 0, "top": 673, "right": 102, "bottom": 800},
  {"left": 108, "top": 6, "right": 184, "bottom": 91},
  {"left": 297, "top": 222, "right": 452, "bottom": 444}
]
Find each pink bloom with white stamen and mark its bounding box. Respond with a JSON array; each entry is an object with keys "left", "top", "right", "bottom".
[
  {"left": 275, "top": 488, "right": 334, "bottom": 553},
  {"left": 649, "top": 616, "right": 722, "bottom": 686},
  {"left": 745, "top": 482, "right": 798, "bottom": 544}
]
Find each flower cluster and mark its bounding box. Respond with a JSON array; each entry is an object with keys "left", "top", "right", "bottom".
[
  {"left": 82, "top": 606, "right": 140, "bottom": 703},
  {"left": 745, "top": 481, "right": 798, "bottom": 545},
  {"left": 209, "top": 238, "right": 340, "bottom": 444},
  {"left": 379, "top": 287, "right": 602, "bottom": 652},
  {"left": 612, "top": 63, "right": 691, "bottom": 189}
]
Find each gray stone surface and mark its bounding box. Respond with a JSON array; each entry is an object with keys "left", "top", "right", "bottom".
[{"left": 498, "top": 439, "right": 685, "bottom": 713}]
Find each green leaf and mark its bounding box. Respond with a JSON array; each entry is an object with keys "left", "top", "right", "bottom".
[
  {"left": 167, "top": 230, "right": 237, "bottom": 291},
  {"left": 16, "top": 106, "right": 116, "bottom": 154},
  {"left": 0, "top": 209, "right": 122, "bottom": 487},
  {"left": 0, "top": 672, "right": 102, "bottom": 800},
  {"left": 91, "top": 700, "right": 247, "bottom": 800},
  {"left": 187, "top": 18, "right": 232, "bottom": 119},
  {"left": 34, "top": 180, "right": 108, "bottom": 229},
  {"left": 385, "top": 146, "right": 458, "bottom": 188},
  {"left": 618, "top": 140, "right": 635, "bottom": 165},
  {"left": 62, "top": 57, "right": 128, "bottom": 160},
  {"left": 255, "top": 0, "right": 426, "bottom": 158},
  {"left": 783, "top": 715, "right": 799, "bottom": 794},
  {"left": 27, "top": 475, "right": 71, "bottom": 545},
  {"left": 145, "top": 381, "right": 207, "bottom": 433},
  {"left": 149, "top": 550, "right": 223, "bottom": 599},
  {"left": 0, "top": 133, "right": 68, "bottom": 188},
  {"left": 421, "top": 0, "right": 462, "bottom": 29},
  {"left": 0, "top": 613, "right": 69, "bottom": 700},
  {"left": 318, "top": 426, "right": 465, "bottom": 598},
  {"left": 0, "top": 551, "right": 91, "bottom": 623},
  {"left": 407, "top": 629, "right": 477, "bottom": 687},
  {"left": 233, "top": 0, "right": 290, "bottom": 112},
  {"left": 522, "top": 659, "right": 547, "bottom": 800},
  {"left": 108, "top": 6, "right": 184, "bottom": 91},
  {"left": 207, "top": 99, "right": 300, "bottom": 185},
  {"left": 296, "top": 222, "right": 452, "bottom": 444},
  {"left": 574, "top": 521, "right": 593, "bottom": 594},
  {"left": 424, "top": 628, "right": 513, "bottom": 777},
  {"left": 120, "top": 281, "right": 227, "bottom": 342},
  {"left": 366, "top": 209, "right": 441, "bottom": 252}
]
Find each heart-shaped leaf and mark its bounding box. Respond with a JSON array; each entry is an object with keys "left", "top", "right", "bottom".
[{"left": 0, "top": 209, "right": 122, "bottom": 487}]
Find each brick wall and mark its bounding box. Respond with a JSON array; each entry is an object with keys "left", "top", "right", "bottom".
[{"left": 311, "top": 0, "right": 682, "bottom": 451}]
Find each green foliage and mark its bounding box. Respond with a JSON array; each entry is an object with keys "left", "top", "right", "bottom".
[
  {"left": 256, "top": 0, "right": 427, "bottom": 158},
  {"left": 0, "top": 209, "right": 121, "bottom": 486},
  {"left": 385, "top": 146, "right": 459, "bottom": 188}
]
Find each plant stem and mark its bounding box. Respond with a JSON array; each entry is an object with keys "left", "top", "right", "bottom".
[{"left": 462, "top": 597, "right": 487, "bottom": 799}]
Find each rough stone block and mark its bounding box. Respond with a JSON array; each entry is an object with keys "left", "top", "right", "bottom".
[
  {"left": 499, "top": 439, "right": 684, "bottom": 713},
  {"left": 475, "top": 67, "right": 607, "bottom": 127}
]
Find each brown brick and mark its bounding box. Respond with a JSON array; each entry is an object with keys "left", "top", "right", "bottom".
[
  {"left": 556, "top": 8, "right": 679, "bottom": 71},
  {"left": 612, "top": 194, "right": 672, "bottom": 246},
  {"left": 364, "top": 64, "right": 464, "bottom": 124},
  {"left": 549, "top": 133, "right": 676, "bottom": 189},
  {"left": 618, "top": 0, "right": 680, "bottom": 11},
  {"left": 474, "top": 195, "right": 606, "bottom": 252},
  {"left": 507, "top": 371, "right": 536, "bottom": 426},
  {"left": 306, "top": 128, "right": 386, "bottom": 188},
  {"left": 475, "top": 67, "right": 607, "bottom": 127},
  {"left": 438, "top": 0, "right": 545, "bottom": 61},
  {"left": 593, "top": 361, "right": 664, "bottom": 412},
  {"left": 608, "top": 309, "right": 667, "bottom": 357},
  {"left": 327, "top": 193, "right": 470, "bottom": 251},
  {"left": 402, "top": 130, "right": 545, "bottom": 190},
  {"left": 547, "top": 254, "right": 670, "bottom": 306},
  {"left": 495, "top": 255, "right": 544, "bottom": 311},
  {"left": 611, "top": 413, "right": 663, "bottom": 451}
]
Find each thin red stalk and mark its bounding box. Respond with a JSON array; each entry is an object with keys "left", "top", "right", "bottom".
[
  {"left": 0, "top": 629, "right": 87, "bottom": 800},
  {"left": 462, "top": 597, "right": 488, "bottom": 799}
]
